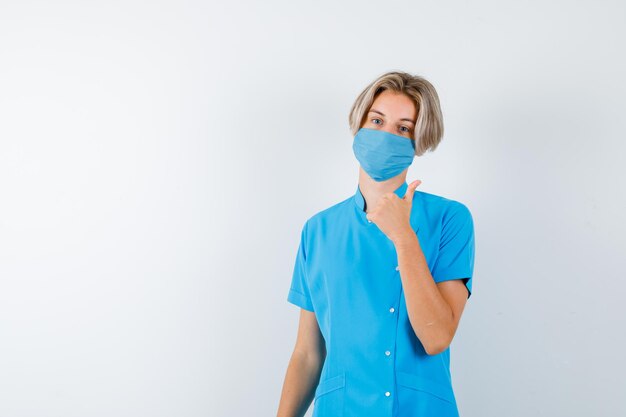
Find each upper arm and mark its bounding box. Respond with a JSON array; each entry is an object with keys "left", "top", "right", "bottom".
[
  {"left": 431, "top": 201, "right": 475, "bottom": 342},
  {"left": 293, "top": 308, "right": 326, "bottom": 364},
  {"left": 431, "top": 201, "right": 475, "bottom": 299},
  {"left": 287, "top": 221, "right": 324, "bottom": 359},
  {"left": 436, "top": 279, "right": 469, "bottom": 339},
  {"left": 287, "top": 221, "right": 316, "bottom": 312}
]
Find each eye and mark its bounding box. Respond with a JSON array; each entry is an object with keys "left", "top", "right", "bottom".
[
  {"left": 399, "top": 126, "right": 412, "bottom": 133},
  {"left": 371, "top": 118, "right": 382, "bottom": 125}
]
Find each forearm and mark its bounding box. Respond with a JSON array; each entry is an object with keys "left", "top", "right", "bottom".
[
  {"left": 277, "top": 350, "right": 323, "bottom": 417},
  {"left": 393, "top": 231, "right": 453, "bottom": 355}
]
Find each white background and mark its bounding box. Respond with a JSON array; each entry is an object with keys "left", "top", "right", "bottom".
[{"left": 1, "top": 1, "right": 625, "bottom": 416}]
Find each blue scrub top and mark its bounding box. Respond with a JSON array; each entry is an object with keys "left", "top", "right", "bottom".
[{"left": 287, "top": 181, "right": 475, "bottom": 417}]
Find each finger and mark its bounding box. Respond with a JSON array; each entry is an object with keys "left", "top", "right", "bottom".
[{"left": 403, "top": 179, "right": 422, "bottom": 201}]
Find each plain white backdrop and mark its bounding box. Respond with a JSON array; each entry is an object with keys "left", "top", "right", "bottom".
[{"left": 1, "top": 1, "right": 625, "bottom": 416}]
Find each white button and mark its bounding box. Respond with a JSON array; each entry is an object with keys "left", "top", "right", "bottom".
[
  {"left": 389, "top": 307, "right": 395, "bottom": 313},
  {"left": 395, "top": 265, "right": 400, "bottom": 271},
  {"left": 385, "top": 391, "right": 391, "bottom": 397},
  {"left": 385, "top": 350, "right": 391, "bottom": 356}
]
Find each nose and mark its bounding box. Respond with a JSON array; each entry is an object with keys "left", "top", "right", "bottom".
[
  {"left": 368, "top": 123, "right": 394, "bottom": 135},
  {"left": 380, "top": 126, "right": 399, "bottom": 136}
]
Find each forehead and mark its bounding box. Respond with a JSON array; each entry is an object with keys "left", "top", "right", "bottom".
[{"left": 369, "top": 90, "right": 416, "bottom": 119}]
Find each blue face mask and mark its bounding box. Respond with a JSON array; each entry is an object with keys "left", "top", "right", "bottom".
[{"left": 352, "top": 127, "right": 416, "bottom": 182}]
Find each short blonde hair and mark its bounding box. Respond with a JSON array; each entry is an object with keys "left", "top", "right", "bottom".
[{"left": 348, "top": 70, "right": 444, "bottom": 156}]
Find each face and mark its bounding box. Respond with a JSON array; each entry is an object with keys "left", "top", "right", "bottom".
[{"left": 361, "top": 89, "right": 417, "bottom": 139}]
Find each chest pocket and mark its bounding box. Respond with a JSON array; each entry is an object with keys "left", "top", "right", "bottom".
[{"left": 312, "top": 373, "right": 345, "bottom": 417}]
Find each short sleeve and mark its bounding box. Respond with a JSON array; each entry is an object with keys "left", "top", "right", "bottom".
[
  {"left": 287, "top": 221, "right": 315, "bottom": 312},
  {"left": 431, "top": 201, "right": 475, "bottom": 299}
]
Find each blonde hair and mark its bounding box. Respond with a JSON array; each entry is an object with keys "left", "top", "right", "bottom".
[{"left": 348, "top": 70, "right": 444, "bottom": 156}]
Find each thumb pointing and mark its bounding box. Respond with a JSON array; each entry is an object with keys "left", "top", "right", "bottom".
[{"left": 403, "top": 179, "right": 422, "bottom": 202}]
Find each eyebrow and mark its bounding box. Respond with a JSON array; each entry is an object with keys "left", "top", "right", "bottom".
[{"left": 369, "top": 109, "right": 415, "bottom": 125}]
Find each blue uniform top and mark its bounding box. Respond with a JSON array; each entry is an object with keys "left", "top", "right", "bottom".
[{"left": 287, "top": 181, "right": 475, "bottom": 417}]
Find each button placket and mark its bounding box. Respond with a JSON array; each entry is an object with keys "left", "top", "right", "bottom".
[{"left": 384, "top": 294, "right": 399, "bottom": 405}]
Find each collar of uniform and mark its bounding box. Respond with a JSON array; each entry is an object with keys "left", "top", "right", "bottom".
[{"left": 353, "top": 181, "right": 409, "bottom": 226}]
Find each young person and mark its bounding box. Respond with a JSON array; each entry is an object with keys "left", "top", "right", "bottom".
[{"left": 277, "top": 70, "right": 475, "bottom": 417}]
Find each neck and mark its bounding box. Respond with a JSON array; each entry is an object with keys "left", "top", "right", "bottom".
[{"left": 358, "top": 168, "right": 406, "bottom": 213}]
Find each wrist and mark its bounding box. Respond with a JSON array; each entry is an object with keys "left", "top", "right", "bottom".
[{"left": 392, "top": 227, "right": 418, "bottom": 247}]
